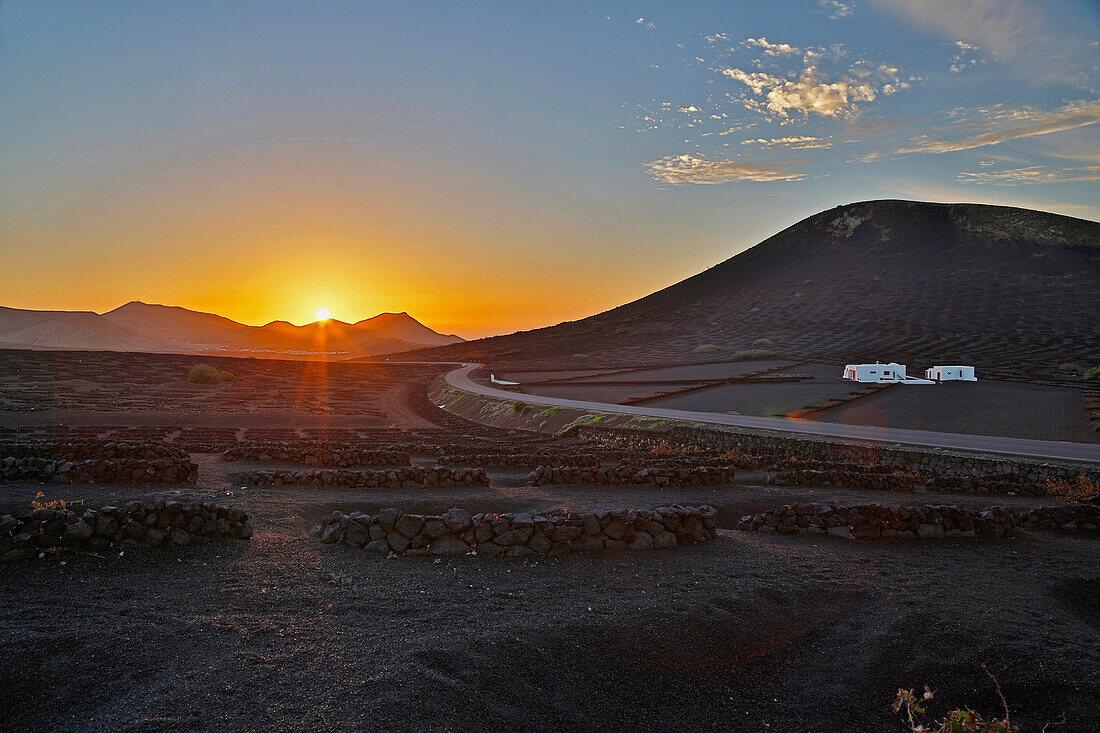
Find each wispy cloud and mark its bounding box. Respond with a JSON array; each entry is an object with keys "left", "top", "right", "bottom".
[
  {"left": 868, "top": 0, "right": 1099, "bottom": 87},
  {"left": 646, "top": 154, "right": 809, "bottom": 184},
  {"left": 948, "top": 40, "right": 983, "bottom": 73},
  {"left": 635, "top": 17, "right": 656, "bottom": 29},
  {"left": 742, "top": 135, "right": 834, "bottom": 150},
  {"left": 816, "top": 0, "right": 855, "bottom": 20},
  {"left": 956, "top": 164, "right": 1100, "bottom": 185},
  {"left": 884, "top": 181, "right": 1100, "bottom": 220},
  {"left": 744, "top": 37, "right": 800, "bottom": 56},
  {"left": 898, "top": 101, "right": 1100, "bottom": 154}
]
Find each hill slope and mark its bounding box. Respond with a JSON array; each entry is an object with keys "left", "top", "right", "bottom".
[{"left": 391, "top": 200, "right": 1100, "bottom": 381}]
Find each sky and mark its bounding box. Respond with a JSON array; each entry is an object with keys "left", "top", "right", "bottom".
[{"left": 1, "top": 0, "right": 1098, "bottom": 338}]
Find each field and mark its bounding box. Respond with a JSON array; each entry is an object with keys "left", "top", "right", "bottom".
[
  {"left": 813, "top": 380, "right": 1098, "bottom": 443},
  {"left": 509, "top": 360, "right": 1098, "bottom": 443},
  {"left": 0, "top": 349, "right": 446, "bottom": 420},
  {"left": 2, "top": 349, "right": 1098, "bottom": 731}
]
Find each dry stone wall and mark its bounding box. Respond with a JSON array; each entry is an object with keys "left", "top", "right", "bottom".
[
  {"left": 527, "top": 464, "right": 736, "bottom": 487},
  {"left": 311, "top": 504, "right": 718, "bottom": 556},
  {"left": 0, "top": 439, "right": 189, "bottom": 462},
  {"left": 1, "top": 500, "right": 253, "bottom": 561},
  {"left": 769, "top": 466, "right": 916, "bottom": 492},
  {"left": 1017, "top": 504, "right": 1100, "bottom": 532},
  {"left": 222, "top": 442, "right": 410, "bottom": 467},
  {"left": 438, "top": 453, "right": 601, "bottom": 468},
  {"left": 2, "top": 456, "right": 198, "bottom": 484},
  {"left": 737, "top": 502, "right": 1099, "bottom": 539},
  {"left": 575, "top": 426, "right": 1100, "bottom": 496},
  {"left": 231, "top": 466, "right": 489, "bottom": 489}
]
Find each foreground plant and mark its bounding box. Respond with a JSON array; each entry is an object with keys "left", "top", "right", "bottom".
[
  {"left": 894, "top": 667, "right": 1018, "bottom": 733},
  {"left": 31, "top": 492, "right": 67, "bottom": 512},
  {"left": 1045, "top": 474, "right": 1100, "bottom": 502}
]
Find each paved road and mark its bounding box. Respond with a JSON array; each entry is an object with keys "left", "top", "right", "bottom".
[{"left": 444, "top": 364, "right": 1100, "bottom": 465}]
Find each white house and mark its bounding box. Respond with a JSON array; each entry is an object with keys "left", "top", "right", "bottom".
[
  {"left": 842, "top": 362, "right": 907, "bottom": 383},
  {"left": 924, "top": 365, "right": 977, "bottom": 381}
]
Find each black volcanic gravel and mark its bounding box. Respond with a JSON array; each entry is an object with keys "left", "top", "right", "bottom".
[{"left": 1, "top": 456, "right": 1098, "bottom": 732}]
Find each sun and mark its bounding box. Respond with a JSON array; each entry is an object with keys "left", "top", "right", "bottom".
[{"left": 315, "top": 307, "right": 331, "bottom": 321}]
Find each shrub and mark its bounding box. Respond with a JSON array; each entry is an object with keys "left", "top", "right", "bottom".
[
  {"left": 692, "top": 344, "right": 721, "bottom": 354},
  {"left": 751, "top": 338, "right": 774, "bottom": 347},
  {"left": 729, "top": 348, "right": 779, "bottom": 361},
  {"left": 1059, "top": 362, "right": 1081, "bottom": 372},
  {"left": 187, "top": 364, "right": 234, "bottom": 385},
  {"left": 513, "top": 400, "right": 528, "bottom": 413},
  {"left": 894, "top": 667, "right": 1017, "bottom": 733},
  {"left": 1046, "top": 474, "right": 1100, "bottom": 502},
  {"left": 1084, "top": 366, "right": 1100, "bottom": 380},
  {"left": 32, "top": 492, "right": 67, "bottom": 512}
]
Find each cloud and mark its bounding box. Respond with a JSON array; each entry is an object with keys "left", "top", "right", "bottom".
[
  {"left": 956, "top": 165, "right": 1100, "bottom": 185},
  {"left": 816, "top": 0, "right": 855, "bottom": 19},
  {"left": 745, "top": 37, "right": 800, "bottom": 56},
  {"left": 742, "top": 135, "right": 834, "bottom": 150},
  {"left": 635, "top": 17, "right": 656, "bottom": 29},
  {"left": 867, "top": 0, "right": 1099, "bottom": 87},
  {"left": 723, "top": 67, "right": 879, "bottom": 118},
  {"left": 645, "top": 154, "right": 809, "bottom": 184},
  {"left": 721, "top": 44, "right": 906, "bottom": 119},
  {"left": 898, "top": 101, "right": 1100, "bottom": 154},
  {"left": 947, "top": 39, "right": 984, "bottom": 73}
]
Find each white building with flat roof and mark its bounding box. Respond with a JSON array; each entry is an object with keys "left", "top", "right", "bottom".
[
  {"left": 925, "top": 365, "right": 976, "bottom": 381},
  {"left": 842, "top": 362, "right": 907, "bottom": 383}
]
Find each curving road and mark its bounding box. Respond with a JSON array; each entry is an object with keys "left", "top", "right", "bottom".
[{"left": 444, "top": 363, "right": 1100, "bottom": 465}]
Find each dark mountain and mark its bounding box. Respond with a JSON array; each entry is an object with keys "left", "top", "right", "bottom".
[
  {"left": 390, "top": 200, "right": 1100, "bottom": 382},
  {"left": 351, "top": 312, "right": 462, "bottom": 346},
  {"left": 0, "top": 301, "right": 463, "bottom": 357},
  {"left": 0, "top": 306, "right": 170, "bottom": 352},
  {"left": 234, "top": 314, "right": 462, "bottom": 355},
  {"left": 103, "top": 301, "right": 252, "bottom": 348}
]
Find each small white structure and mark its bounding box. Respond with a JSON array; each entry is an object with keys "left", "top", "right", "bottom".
[
  {"left": 925, "top": 365, "right": 977, "bottom": 382},
  {"left": 842, "top": 362, "right": 907, "bottom": 383},
  {"left": 489, "top": 373, "right": 519, "bottom": 386}
]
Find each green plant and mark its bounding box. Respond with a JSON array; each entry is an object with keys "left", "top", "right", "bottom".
[
  {"left": 513, "top": 400, "right": 528, "bottom": 413},
  {"left": 729, "top": 348, "right": 779, "bottom": 361},
  {"left": 751, "top": 338, "right": 774, "bottom": 347},
  {"left": 1084, "top": 366, "right": 1100, "bottom": 380},
  {"left": 692, "top": 344, "right": 721, "bottom": 354},
  {"left": 187, "top": 364, "right": 234, "bottom": 385}
]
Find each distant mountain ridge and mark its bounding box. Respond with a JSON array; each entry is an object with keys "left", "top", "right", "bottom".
[
  {"left": 388, "top": 199, "right": 1100, "bottom": 384},
  {"left": 0, "top": 301, "right": 463, "bottom": 357}
]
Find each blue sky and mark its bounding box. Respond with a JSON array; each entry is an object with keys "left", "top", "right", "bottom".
[{"left": 1, "top": 0, "right": 1098, "bottom": 335}]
